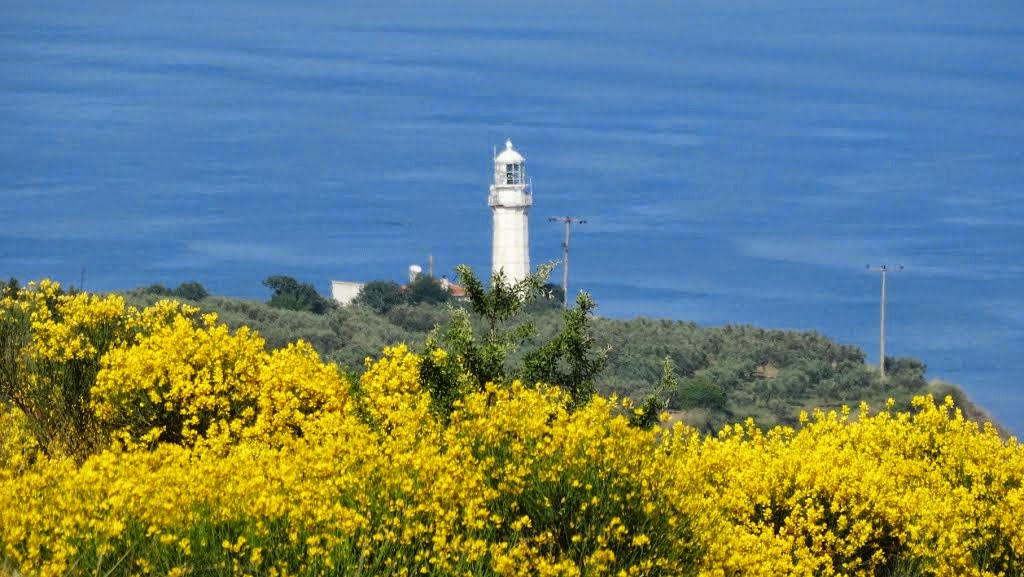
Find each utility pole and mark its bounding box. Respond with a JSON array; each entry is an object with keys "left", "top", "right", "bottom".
[
  {"left": 867, "top": 264, "right": 903, "bottom": 380},
  {"left": 548, "top": 216, "right": 586, "bottom": 307}
]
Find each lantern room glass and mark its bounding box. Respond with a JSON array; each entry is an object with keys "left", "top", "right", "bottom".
[{"left": 505, "top": 163, "right": 524, "bottom": 185}]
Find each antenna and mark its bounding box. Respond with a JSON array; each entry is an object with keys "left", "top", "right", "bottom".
[
  {"left": 548, "top": 216, "right": 587, "bottom": 308},
  {"left": 866, "top": 264, "right": 904, "bottom": 380}
]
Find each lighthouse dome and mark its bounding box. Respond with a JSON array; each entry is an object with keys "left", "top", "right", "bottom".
[{"left": 495, "top": 139, "right": 525, "bottom": 164}]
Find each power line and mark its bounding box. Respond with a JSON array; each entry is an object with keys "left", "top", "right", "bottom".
[
  {"left": 867, "top": 264, "right": 904, "bottom": 380},
  {"left": 548, "top": 216, "right": 586, "bottom": 308}
]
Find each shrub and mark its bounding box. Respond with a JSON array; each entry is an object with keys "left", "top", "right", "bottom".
[
  {"left": 353, "top": 280, "right": 406, "bottom": 314},
  {"left": 173, "top": 281, "right": 209, "bottom": 301},
  {"left": 0, "top": 280, "right": 138, "bottom": 460},
  {"left": 263, "top": 275, "right": 331, "bottom": 315},
  {"left": 405, "top": 275, "right": 450, "bottom": 306},
  {"left": 671, "top": 374, "right": 728, "bottom": 412}
]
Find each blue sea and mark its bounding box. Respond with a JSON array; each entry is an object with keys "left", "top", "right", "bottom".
[{"left": 2, "top": 1, "right": 1022, "bottom": 433}]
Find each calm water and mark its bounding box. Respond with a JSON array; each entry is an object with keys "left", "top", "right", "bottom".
[{"left": 2, "top": 1, "right": 1023, "bottom": 433}]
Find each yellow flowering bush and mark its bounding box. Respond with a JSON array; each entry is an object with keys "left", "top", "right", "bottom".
[
  {"left": 249, "top": 340, "right": 350, "bottom": 444},
  {"left": 91, "top": 311, "right": 268, "bottom": 447},
  {"left": 93, "top": 309, "right": 351, "bottom": 449},
  {"left": 2, "top": 285, "right": 1023, "bottom": 576},
  {"left": 664, "top": 397, "right": 1024, "bottom": 576},
  {"left": 0, "top": 280, "right": 141, "bottom": 460},
  {"left": 449, "top": 383, "right": 707, "bottom": 575}
]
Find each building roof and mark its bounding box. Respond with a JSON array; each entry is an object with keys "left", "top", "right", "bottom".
[{"left": 446, "top": 282, "right": 466, "bottom": 298}]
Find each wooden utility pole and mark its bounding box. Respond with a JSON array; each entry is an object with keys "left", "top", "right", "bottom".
[
  {"left": 548, "top": 216, "right": 586, "bottom": 307},
  {"left": 867, "top": 264, "right": 903, "bottom": 379}
]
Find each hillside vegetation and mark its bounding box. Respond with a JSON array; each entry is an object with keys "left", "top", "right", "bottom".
[{"left": 121, "top": 274, "right": 988, "bottom": 434}]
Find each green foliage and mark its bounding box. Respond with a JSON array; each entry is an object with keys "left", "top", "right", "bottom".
[
  {"left": 521, "top": 292, "right": 608, "bottom": 410},
  {"left": 176, "top": 286, "right": 947, "bottom": 434},
  {"left": 174, "top": 281, "right": 209, "bottom": 301},
  {"left": 422, "top": 264, "right": 551, "bottom": 391},
  {"left": 885, "top": 356, "right": 927, "bottom": 389},
  {"left": 0, "top": 297, "right": 29, "bottom": 408},
  {"left": 418, "top": 340, "right": 473, "bottom": 420},
  {"left": 417, "top": 263, "right": 612, "bottom": 417},
  {"left": 417, "top": 265, "right": 608, "bottom": 417},
  {"left": 200, "top": 296, "right": 343, "bottom": 353},
  {"left": 325, "top": 306, "right": 421, "bottom": 371},
  {"left": 672, "top": 374, "right": 728, "bottom": 412},
  {"left": 263, "top": 275, "right": 331, "bottom": 315},
  {"left": 543, "top": 282, "right": 565, "bottom": 306},
  {"left": 405, "top": 275, "right": 451, "bottom": 306},
  {"left": 524, "top": 282, "right": 565, "bottom": 312},
  {"left": 385, "top": 303, "right": 450, "bottom": 333},
  {"left": 459, "top": 264, "right": 551, "bottom": 338},
  {"left": 353, "top": 276, "right": 450, "bottom": 315},
  {"left": 137, "top": 281, "right": 208, "bottom": 301},
  {"left": 141, "top": 283, "right": 174, "bottom": 296},
  {"left": 119, "top": 277, "right": 979, "bottom": 435},
  {"left": 354, "top": 281, "right": 405, "bottom": 314}
]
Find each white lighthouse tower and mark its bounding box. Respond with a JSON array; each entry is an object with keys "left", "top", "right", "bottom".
[{"left": 489, "top": 139, "right": 532, "bottom": 283}]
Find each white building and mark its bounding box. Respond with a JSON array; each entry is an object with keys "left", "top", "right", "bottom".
[
  {"left": 330, "top": 280, "right": 364, "bottom": 305},
  {"left": 489, "top": 139, "right": 532, "bottom": 283},
  {"left": 330, "top": 264, "right": 466, "bottom": 305}
]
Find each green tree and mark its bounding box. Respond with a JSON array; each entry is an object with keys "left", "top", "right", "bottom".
[
  {"left": 671, "top": 374, "right": 728, "bottom": 412},
  {"left": 353, "top": 281, "right": 406, "bottom": 314},
  {"left": 444, "top": 265, "right": 549, "bottom": 385},
  {"left": 173, "top": 281, "right": 208, "bottom": 301},
  {"left": 406, "top": 275, "right": 451, "bottom": 306},
  {"left": 262, "top": 276, "right": 331, "bottom": 315},
  {"left": 141, "top": 283, "right": 174, "bottom": 296},
  {"left": 521, "top": 291, "right": 608, "bottom": 410},
  {"left": 420, "top": 262, "right": 608, "bottom": 417},
  {"left": 884, "top": 356, "right": 927, "bottom": 389},
  {"left": 419, "top": 264, "right": 552, "bottom": 417}
]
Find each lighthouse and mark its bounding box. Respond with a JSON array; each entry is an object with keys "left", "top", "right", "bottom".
[{"left": 489, "top": 139, "right": 532, "bottom": 283}]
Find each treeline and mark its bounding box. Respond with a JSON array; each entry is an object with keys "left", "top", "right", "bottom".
[{"left": 109, "top": 270, "right": 986, "bottom": 434}]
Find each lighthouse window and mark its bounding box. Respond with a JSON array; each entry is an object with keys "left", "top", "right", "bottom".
[{"left": 506, "top": 163, "right": 523, "bottom": 185}]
